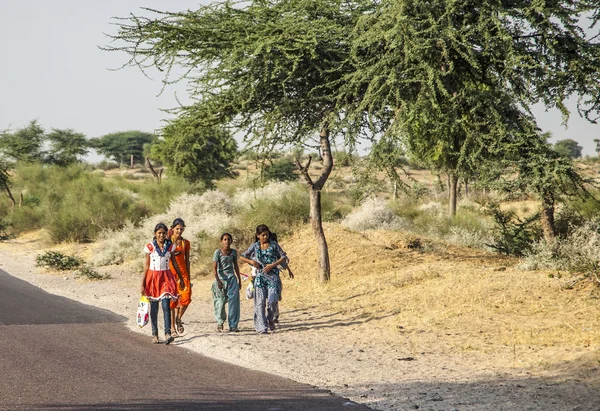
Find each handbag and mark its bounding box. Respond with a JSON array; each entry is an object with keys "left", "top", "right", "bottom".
[{"left": 136, "top": 295, "right": 150, "bottom": 328}]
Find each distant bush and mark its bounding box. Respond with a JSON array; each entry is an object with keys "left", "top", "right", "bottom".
[
  {"left": 36, "top": 251, "right": 83, "bottom": 270},
  {"left": 6, "top": 163, "right": 191, "bottom": 241},
  {"left": 342, "top": 198, "right": 407, "bottom": 231},
  {"left": 93, "top": 160, "right": 120, "bottom": 171},
  {"left": 332, "top": 151, "right": 357, "bottom": 167},
  {"left": 262, "top": 158, "right": 298, "bottom": 182}
]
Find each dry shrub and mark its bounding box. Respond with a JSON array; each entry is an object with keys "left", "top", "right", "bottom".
[
  {"left": 520, "top": 220, "right": 600, "bottom": 273},
  {"left": 91, "top": 182, "right": 309, "bottom": 269},
  {"left": 342, "top": 198, "right": 407, "bottom": 231}
]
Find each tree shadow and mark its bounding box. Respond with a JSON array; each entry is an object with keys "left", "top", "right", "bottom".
[{"left": 338, "top": 370, "right": 599, "bottom": 411}]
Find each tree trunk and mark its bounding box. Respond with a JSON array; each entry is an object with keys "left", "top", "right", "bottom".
[
  {"left": 540, "top": 191, "right": 556, "bottom": 242},
  {"left": 146, "top": 158, "right": 163, "bottom": 183},
  {"left": 296, "top": 127, "right": 333, "bottom": 282},
  {"left": 2, "top": 182, "right": 15, "bottom": 209},
  {"left": 448, "top": 173, "right": 458, "bottom": 217},
  {"left": 309, "top": 188, "right": 331, "bottom": 282}
]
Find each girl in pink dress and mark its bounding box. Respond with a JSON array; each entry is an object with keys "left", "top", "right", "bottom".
[{"left": 140, "top": 222, "right": 184, "bottom": 344}]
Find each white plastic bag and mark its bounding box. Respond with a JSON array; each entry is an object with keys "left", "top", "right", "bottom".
[
  {"left": 136, "top": 295, "right": 150, "bottom": 328},
  {"left": 245, "top": 282, "right": 255, "bottom": 300}
]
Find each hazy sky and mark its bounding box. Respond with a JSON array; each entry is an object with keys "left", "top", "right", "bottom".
[{"left": 1, "top": 0, "right": 599, "bottom": 156}]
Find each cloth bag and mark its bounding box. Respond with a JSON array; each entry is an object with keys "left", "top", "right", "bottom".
[{"left": 136, "top": 295, "right": 150, "bottom": 328}]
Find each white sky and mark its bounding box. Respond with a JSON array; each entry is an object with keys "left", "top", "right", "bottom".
[{"left": 1, "top": 0, "right": 599, "bottom": 157}]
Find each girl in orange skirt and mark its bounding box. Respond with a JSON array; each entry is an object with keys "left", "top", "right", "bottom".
[
  {"left": 140, "top": 222, "right": 184, "bottom": 345},
  {"left": 169, "top": 218, "right": 192, "bottom": 337}
]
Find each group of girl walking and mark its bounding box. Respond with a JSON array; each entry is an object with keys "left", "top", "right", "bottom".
[{"left": 140, "top": 220, "right": 292, "bottom": 343}]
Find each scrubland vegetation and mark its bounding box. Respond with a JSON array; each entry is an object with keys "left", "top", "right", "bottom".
[{"left": 3, "top": 154, "right": 600, "bottom": 289}]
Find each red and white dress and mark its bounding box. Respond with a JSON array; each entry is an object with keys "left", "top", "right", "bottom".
[{"left": 143, "top": 241, "right": 179, "bottom": 302}]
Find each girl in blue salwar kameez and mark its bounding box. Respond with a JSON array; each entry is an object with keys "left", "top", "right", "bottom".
[{"left": 240, "top": 224, "right": 288, "bottom": 334}]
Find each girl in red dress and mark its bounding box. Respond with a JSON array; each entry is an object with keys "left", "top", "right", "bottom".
[{"left": 140, "top": 222, "right": 184, "bottom": 344}]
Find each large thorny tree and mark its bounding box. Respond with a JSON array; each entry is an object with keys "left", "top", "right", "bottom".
[
  {"left": 340, "top": 0, "right": 600, "bottom": 217},
  {"left": 107, "top": 0, "right": 375, "bottom": 282}
]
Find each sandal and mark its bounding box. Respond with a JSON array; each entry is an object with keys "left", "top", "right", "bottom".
[
  {"left": 170, "top": 329, "right": 179, "bottom": 338},
  {"left": 152, "top": 335, "right": 159, "bottom": 344},
  {"left": 176, "top": 318, "right": 184, "bottom": 334}
]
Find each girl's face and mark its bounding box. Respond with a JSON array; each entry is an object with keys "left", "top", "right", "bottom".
[
  {"left": 258, "top": 231, "right": 270, "bottom": 244},
  {"left": 172, "top": 225, "right": 184, "bottom": 239},
  {"left": 221, "top": 235, "right": 232, "bottom": 248},
  {"left": 155, "top": 228, "right": 167, "bottom": 242}
]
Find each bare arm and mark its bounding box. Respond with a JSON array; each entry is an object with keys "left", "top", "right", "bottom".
[
  {"left": 213, "top": 260, "right": 223, "bottom": 289},
  {"left": 140, "top": 254, "right": 150, "bottom": 295},
  {"left": 239, "top": 255, "right": 260, "bottom": 268},
  {"left": 234, "top": 257, "right": 242, "bottom": 288},
  {"left": 185, "top": 241, "right": 191, "bottom": 276},
  {"left": 170, "top": 253, "right": 184, "bottom": 289}
]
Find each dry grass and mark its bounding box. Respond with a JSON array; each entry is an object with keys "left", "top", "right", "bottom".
[{"left": 277, "top": 224, "right": 600, "bottom": 369}]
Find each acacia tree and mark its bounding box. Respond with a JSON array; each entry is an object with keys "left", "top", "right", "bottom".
[
  {"left": 106, "top": 0, "right": 375, "bottom": 282},
  {"left": 341, "top": 0, "right": 600, "bottom": 217},
  {"left": 480, "top": 125, "right": 593, "bottom": 242},
  {"left": 554, "top": 139, "right": 583, "bottom": 159},
  {"left": 0, "top": 120, "right": 45, "bottom": 163},
  {"left": 90, "top": 131, "right": 156, "bottom": 166},
  {"left": 45, "top": 128, "right": 89, "bottom": 166}
]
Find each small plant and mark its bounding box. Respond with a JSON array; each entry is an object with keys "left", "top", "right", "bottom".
[
  {"left": 0, "top": 219, "right": 11, "bottom": 241},
  {"left": 76, "top": 266, "right": 112, "bottom": 280},
  {"left": 485, "top": 203, "right": 541, "bottom": 256},
  {"left": 36, "top": 251, "right": 83, "bottom": 270}
]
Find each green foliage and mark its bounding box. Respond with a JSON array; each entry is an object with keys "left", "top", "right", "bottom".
[
  {"left": 237, "top": 184, "right": 310, "bottom": 234},
  {"left": 485, "top": 203, "right": 541, "bottom": 256},
  {"left": 45, "top": 129, "right": 89, "bottom": 166},
  {"left": 262, "top": 158, "right": 298, "bottom": 182},
  {"left": 332, "top": 151, "right": 357, "bottom": 167},
  {"left": 7, "top": 163, "right": 162, "bottom": 242},
  {"left": 93, "top": 160, "right": 120, "bottom": 171},
  {"left": 150, "top": 114, "right": 237, "bottom": 187},
  {"left": 0, "top": 219, "right": 11, "bottom": 241},
  {"left": 106, "top": 0, "right": 376, "bottom": 149},
  {"left": 90, "top": 131, "right": 156, "bottom": 166},
  {"left": 0, "top": 120, "right": 45, "bottom": 162},
  {"left": 76, "top": 266, "right": 112, "bottom": 280},
  {"left": 553, "top": 139, "right": 583, "bottom": 159},
  {"left": 36, "top": 251, "right": 83, "bottom": 270},
  {"left": 341, "top": 0, "right": 600, "bottom": 216}
]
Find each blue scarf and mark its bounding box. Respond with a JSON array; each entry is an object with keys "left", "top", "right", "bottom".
[{"left": 152, "top": 238, "right": 172, "bottom": 257}]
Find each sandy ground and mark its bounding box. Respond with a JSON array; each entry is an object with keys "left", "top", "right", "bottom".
[{"left": 1, "top": 235, "right": 599, "bottom": 411}]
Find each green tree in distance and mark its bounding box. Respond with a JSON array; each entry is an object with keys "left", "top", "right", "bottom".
[
  {"left": 150, "top": 111, "right": 238, "bottom": 187},
  {"left": 45, "top": 129, "right": 89, "bottom": 166},
  {"left": 106, "top": 0, "right": 376, "bottom": 282},
  {"left": 0, "top": 120, "right": 45, "bottom": 163},
  {"left": 553, "top": 139, "right": 583, "bottom": 159},
  {"left": 90, "top": 131, "right": 156, "bottom": 166}
]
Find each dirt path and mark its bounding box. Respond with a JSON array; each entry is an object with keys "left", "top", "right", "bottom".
[{"left": 1, "top": 236, "right": 597, "bottom": 411}]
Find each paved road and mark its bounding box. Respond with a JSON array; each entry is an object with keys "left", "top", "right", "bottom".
[{"left": 0, "top": 270, "right": 369, "bottom": 410}]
